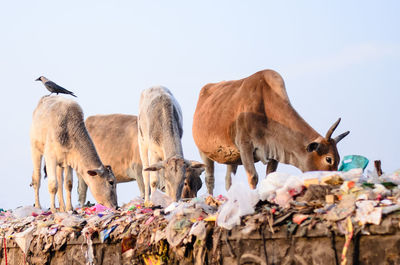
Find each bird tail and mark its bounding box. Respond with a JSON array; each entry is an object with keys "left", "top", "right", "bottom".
[{"left": 70, "top": 92, "right": 77, "bottom": 97}]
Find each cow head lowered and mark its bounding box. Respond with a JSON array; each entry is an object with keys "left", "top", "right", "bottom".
[
  {"left": 181, "top": 167, "right": 204, "bottom": 199},
  {"left": 86, "top": 165, "right": 118, "bottom": 209},
  {"left": 144, "top": 156, "right": 205, "bottom": 201},
  {"left": 304, "top": 118, "right": 349, "bottom": 171}
]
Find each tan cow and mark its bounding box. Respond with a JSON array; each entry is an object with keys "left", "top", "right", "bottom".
[
  {"left": 77, "top": 114, "right": 204, "bottom": 206},
  {"left": 30, "top": 96, "right": 118, "bottom": 211},
  {"left": 192, "top": 69, "right": 349, "bottom": 194}
]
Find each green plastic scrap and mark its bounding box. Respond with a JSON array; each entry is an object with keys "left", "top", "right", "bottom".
[
  {"left": 339, "top": 155, "right": 369, "bottom": 172},
  {"left": 361, "top": 183, "right": 375, "bottom": 189},
  {"left": 381, "top": 182, "right": 397, "bottom": 190},
  {"left": 174, "top": 218, "right": 191, "bottom": 231}
]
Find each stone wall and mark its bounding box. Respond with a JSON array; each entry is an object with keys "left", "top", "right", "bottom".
[{"left": 2, "top": 221, "right": 400, "bottom": 265}]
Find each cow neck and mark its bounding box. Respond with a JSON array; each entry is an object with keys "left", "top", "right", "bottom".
[
  {"left": 162, "top": 126, "right": 184, "bottom": 159},
  {"left": 263, "top": 118, "right": 321, "bottom": 170},
  {"left": 263, "top": 89, "right": 319, "bottom": 139},
  {"left": 67, "top": 124, "right": 103, "bottom": 175},
  {"left": 158, "top": 101, "right": 184, "bottom": 159}
]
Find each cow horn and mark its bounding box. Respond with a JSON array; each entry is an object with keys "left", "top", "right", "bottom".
[
  {"left": 334, "top": 131, "right": 350, "bottom": 143},
  {"left": 325, "top": 118, "right": 341, "bottom": 140}
]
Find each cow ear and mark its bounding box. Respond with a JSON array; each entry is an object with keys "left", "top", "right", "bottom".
[
  {"left": 87, "top": 168, "right": 104, "bottom": 176},
  {"left": 87, "top": 170, "right": 98, "bottom": 176},
  {"left": 195, "top": 167, "right": 205, "bottom": 174},
  {"left": 195, "top": 175, "right": 203, "bottom": 191},
  {"left": 144, "top": 162, "right": 164, "bottom": 171},
  {"left": 306, "top": 142, "right": 320, "bottom": 153},
  {"left": 187, "top": 160, "right": 206, "bottom": 168}
]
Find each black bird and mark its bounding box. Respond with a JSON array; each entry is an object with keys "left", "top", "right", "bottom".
[{"left": 35, "top": 76, "right": 77, "bottom": 97}]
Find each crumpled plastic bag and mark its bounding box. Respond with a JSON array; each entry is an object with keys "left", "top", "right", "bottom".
[
  {"left": 189, "top": 221, "right": 207, "bottom": 241},
  {"left": 258, "top": 173, "right": 303, "bottom": 208},
  {"left": 83, "top": 233, "right": 94, "bottom": 265},
  {"left": 85, "top": 204, "right": 111, "bottom": 215},
  {"left": 13, "top": 226, "right": 34, "bottom": 254},
  {"left": 54, "top": 212, "right": 86, "bottom": 228},
  {"left": 355, "top": 200, "right": 382, "bottom": 225},
  {"left": 217, "top": 182, "right": 259, "bottom": 230},
  {"left": 166, "top": 215, "right": 192, "bottom": 247},
  {"left": 151, "top": 189, "right": 174, "bottom": 208},
  {"left": 12, "top": 206, "right": 42, "bottom": 219},
  {"left": 326, "top": 195, "right": 356, "bottom": 221},
  {"left": 258, "top": 172, "right": 291, "bottom": 202}
]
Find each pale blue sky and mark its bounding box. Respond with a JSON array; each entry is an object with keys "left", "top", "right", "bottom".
[{"left": 0, "top": 1, "right": 399, "bottom": 209}]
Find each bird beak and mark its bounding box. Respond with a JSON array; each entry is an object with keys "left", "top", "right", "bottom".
[{"left": 35, "top": 77, "right": 41, "bottom": 81}]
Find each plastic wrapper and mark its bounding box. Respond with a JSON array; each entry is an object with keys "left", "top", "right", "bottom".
[
  {"left": 326, "top": 195, "right": 356, "bottom": 221},
  {"left": 100, "top": 225, "right": 117, "bottom": 243},
  {"left": 217, "top": 182, "right": 259, "bottom": 230},
  {"left": 85, "top": 204, "right": 111, "bottom": 215}
]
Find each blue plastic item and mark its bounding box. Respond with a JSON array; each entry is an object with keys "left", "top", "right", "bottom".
[{"left": 338, "top": 155, "right": 369, "bottom": 172}]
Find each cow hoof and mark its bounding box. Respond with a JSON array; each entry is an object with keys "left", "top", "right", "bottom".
[{"left": 144, "top": 201, "right": 153, "bottom": 208}]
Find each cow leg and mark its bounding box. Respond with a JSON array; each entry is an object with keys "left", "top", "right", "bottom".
[
  {"left": 31, "top": 148, "right": 42, "bottom": 209},
  {"left": 56, "top": 166, "right": 66, "bottom": 212},
  {"left": 266, "top": 159, "right": 278, "bottom": 175},
  {"left": 158, "top": 168, "right": 166, "bottom": 192},
  {"left": 139, "top": 143, "right": 151, "bottom": 202},
  {"left": 64, "top": 166, "right": 73, "bottom": 211},
  {"left": 132, "top": 165, "right": 145, "bottom": 199},
  {"left": 200, "top": 151, "right": 215, "bottom": 195},
  {"left": 44, "top": 156, "right": 58, "bottom": 212},
  {"left": 225, "top": 164, "right": 238, "bottom": 191},
  {"left": 149, "top": 151, "right": 160, "bottom": 195},
  {"left": 238, "top": 144, "right": 258, "bottom": 189},
  {"left": 77, "top": 173, "right": 88, "bottom": 207}
]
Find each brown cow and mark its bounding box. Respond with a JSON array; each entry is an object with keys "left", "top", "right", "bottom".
[
  {"left": 78, "top": 114, "right": 204, "bottom": 206},
  {"left": 192, "top": 69, "right": 349, "bottom": 194}
]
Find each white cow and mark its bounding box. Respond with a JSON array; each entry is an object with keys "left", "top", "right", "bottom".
[
  {"left": 30, "top": 96, "right": 118, "bottom": 211},
  {"left": 138, "top": 86, "right": 204, "bottom": 202}
]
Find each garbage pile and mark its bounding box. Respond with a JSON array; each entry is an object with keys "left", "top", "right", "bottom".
[{"left": 0, "top": 155, "right": 400, "bottom": 264}]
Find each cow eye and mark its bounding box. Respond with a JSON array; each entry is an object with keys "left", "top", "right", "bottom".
[{"left": 326, "top": 157, "right": 333, "bottom": 164}]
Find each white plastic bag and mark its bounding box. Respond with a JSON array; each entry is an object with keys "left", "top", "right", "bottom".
[
  {"left": 258, "top": 173, "right": 303, "bottom": 208},
  {"left": 217, "top": 182, "right": 259, "bottom": 230},
  {"left": 12, "top": 206, "right": 42, "bottom": 219},
  {"left": 258, "top": 172, "right": 290, "bottom": 201},
  {"left": 150, "top": 189, "right": 174, "bottom": 208},
  {"left": 13, "top": 226, "right": 35, "bottom": 254}
]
